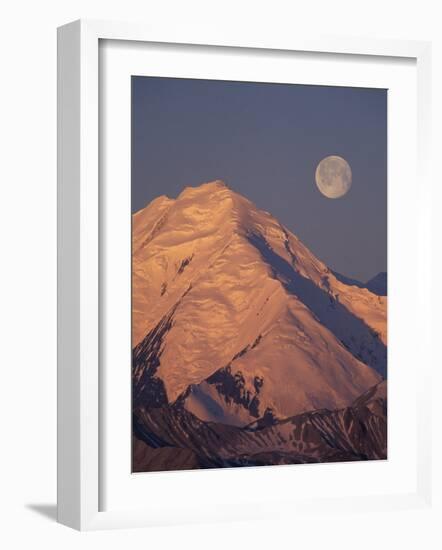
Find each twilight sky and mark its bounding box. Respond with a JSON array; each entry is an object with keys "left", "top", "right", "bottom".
[{"left": 132, "top": 76, "right": 387, "bottom": 282}]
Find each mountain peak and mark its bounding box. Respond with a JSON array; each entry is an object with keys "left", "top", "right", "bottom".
[
  {"left": 177, "top": 179, "right": 229, "bottom": 198},
  {"left": 209, "top": 179, "right": 229, "bottom": 188}
]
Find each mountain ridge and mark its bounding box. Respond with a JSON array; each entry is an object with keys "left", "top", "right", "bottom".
[{"left": 133, "top": 379, "right": 387, "bottom": 471}]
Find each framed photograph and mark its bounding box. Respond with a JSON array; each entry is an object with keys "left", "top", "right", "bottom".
[{"left": 57, "top": 19, "right": 432, "bottom": 530}]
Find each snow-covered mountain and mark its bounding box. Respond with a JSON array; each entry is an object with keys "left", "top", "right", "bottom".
[{"left": 132, "top": 180, "right": 387, "bottom": 433}]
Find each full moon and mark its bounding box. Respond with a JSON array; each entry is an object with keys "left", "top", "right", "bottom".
[{"left": 315, "top": 155, "right": 352, "bottom": 199}]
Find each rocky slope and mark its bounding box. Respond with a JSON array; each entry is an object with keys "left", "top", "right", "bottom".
[{"left": 133, "top": 380, "right": 387, "bottom": 471}]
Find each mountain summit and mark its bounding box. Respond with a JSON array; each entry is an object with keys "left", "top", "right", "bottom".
[{"left": 132, "top": 180, "right": 387, "bottom": 429}]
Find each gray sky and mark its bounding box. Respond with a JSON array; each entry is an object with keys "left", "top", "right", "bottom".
[{"left": 132, "top": 77, "right": 387, "bottom": 282}]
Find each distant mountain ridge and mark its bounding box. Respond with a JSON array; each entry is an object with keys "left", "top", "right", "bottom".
[
  {"left": 365, "top": 272, "right": 387, "bottom": 296},
  {"left": 332, "top": 270, "right": 387, "bottom": 296},
  {"left": 132, "top": 180, "right": 387, "bottom": 470}
]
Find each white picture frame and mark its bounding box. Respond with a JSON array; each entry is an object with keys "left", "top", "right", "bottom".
[{"left": 57, "top": 19, "right": 432, "bottom": 531}]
